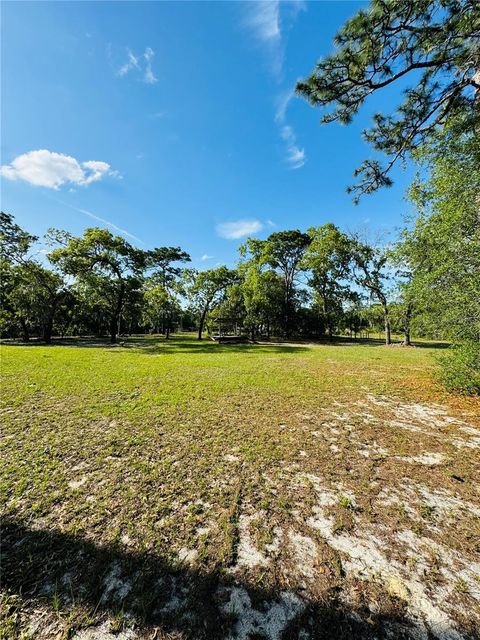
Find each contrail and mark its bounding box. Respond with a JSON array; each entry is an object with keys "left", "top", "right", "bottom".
[{"left": 51, "top": 197, "right": 144, "bottom": 244}]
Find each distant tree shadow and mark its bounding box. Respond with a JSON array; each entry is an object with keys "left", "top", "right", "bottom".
[
  {"left": 0, "top": 334, "right": 450, "bottom": 352},
  {"left": 1, "top": 518, "right": 475, "bottom": 639},
  {"left": 257, "top": 336, "right": 451, "bottom": 350},
  {"left": 0, "top": 335, "right": 309, "bottom": 355}
]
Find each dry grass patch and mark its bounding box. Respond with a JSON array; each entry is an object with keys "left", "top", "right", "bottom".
[{"left": 1, "top": 335, "right": 479, "bottom": 639}]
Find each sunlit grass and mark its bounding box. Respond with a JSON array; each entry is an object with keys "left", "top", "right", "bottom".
[{"left": 2, "top": 334, "right": 479, "bottom": 638}]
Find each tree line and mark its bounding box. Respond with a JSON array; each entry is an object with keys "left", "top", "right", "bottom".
[
  {"left": 1, "top": 130, "right": 477, "bottom": 350},
  {"left": 0, "top": 214, "right": 388, "bottom": 344},
  {"left": 1, "top": 0, "right": 478, "bottom": 391}
]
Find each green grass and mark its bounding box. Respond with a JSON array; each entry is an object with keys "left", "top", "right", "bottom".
[{"left": 1, "top": 334, "right": 479, "bottom": 639}]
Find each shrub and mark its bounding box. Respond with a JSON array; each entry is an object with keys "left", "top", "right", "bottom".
[{"left": 437, "top": 341, "right": 480, "bottom": 396}]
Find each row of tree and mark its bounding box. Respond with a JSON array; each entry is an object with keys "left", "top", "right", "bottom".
[
  {"left": 1, "top": 0, "right": 478, "bottom": 353},
  {"left": 2, "top": 124, "right": 478, "bottom": 349}
]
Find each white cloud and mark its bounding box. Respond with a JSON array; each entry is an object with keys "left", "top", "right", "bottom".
[
  {"left": 117, "top": 46, "right": 157, "bottom": 84},
  {"left": 201, "top": 254, "right": 214, "bottom": 261},
  {"left": 280, "top": 126, "right": 306, "bottom": 169},
  {"left": 143, "top": 47, "right": 158, "bottom": 84},
  {"left": 0, "top": 150, "right": 119, "bottom": 189},
  {"left": 216, "top": 219, "right": 263, "bottom": 240},
  {"left": 245, "top": 1, "right": 305, "bottom": 78},
  {"left": 275, "top": 90, "right": 293, "bottom": 123},
  {"left": 144, "top": 66, "right": 157, "bottom": 85},
  {"left": 144, "top": 46, "right": 155, "bottom": 61},
  {"left": 117, "top": 49, "right": 139, "bottom": 77},
  {"left": 245, "top": 3, "right": 306, "bottom": 169},
  {"left": 246, "top": 1, "right": 282, "bottom": 77},
  {"left": 275, "top": 95, "right": 306, "bottom": 169},
  {"left": 248, "top": 1, "right": 281, "bottom": 43},
  {"left": 81, "top": 160, "right": 111, "bottom": 184}
]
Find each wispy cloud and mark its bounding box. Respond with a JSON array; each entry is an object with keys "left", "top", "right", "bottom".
[
  {"left": 201, "top": 254, "right": 214, "bottom": 261},
  {"left": 280, "top": 125, "right": 305, "bottom": 169},
  {"left": 117, "top": 49, "right": 139, "bottom": 77},
  {"left": 143, "top": 47, "right": 158, "bottom": 84},
  {"left": 245, "top": 3, "right": 306, "bottom": 169},
  {"left": 275, "top": 92, "right": 306, "bottom": 169},
  {"left": 54, "top": 198, "right": 143, "bottom": 244},
  {"left": 117, "top": 46, "right": 158, "bottom": 84},
  {"left": 216, "top": 219, "right": 263, "bottom": 240},
  {"left": 248, "top": 1, "right": 281, "bottom": 43},
  {"left": 245, "top": 1, "right": 305, "bottom": 78},
  {"left": 275, "top": 90, "right": 293, "bottom": 124},
  {"left": 1, "top": 150, "right": 120, "bottom": 189},
  {"left": 245, "top": 1, "right": 282, "bottom": 76}
]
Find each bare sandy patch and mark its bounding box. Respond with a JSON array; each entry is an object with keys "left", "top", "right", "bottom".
[
  {"left": 303, "top": 472, "right": 479, "bottom": 640},
  {"left": 219, "top": 586, "right": 304, "bottom": 640}
]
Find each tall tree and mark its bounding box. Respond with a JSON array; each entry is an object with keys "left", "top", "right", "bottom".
[
  {"left": 303, "top": 224, "right": 352, "bottom": 340},
  {"left": 297, "top": 0, "right": 480, "bottom": 199},
  {"left": 142, "top": 283, "right": 182, "bottom": 336},
  {"left": 1, "top": 213, "right": 34, "bottom": 338},
  {"left": 8, "top": 262, "right": 67, "bottom": 343},
  {"left": 242, "top": 231, "right": 311, "bottom": 337},
  {"left": 49, "top": 228, "right": 145, "bottom": 343},
  {"left": 0, "top": 212, "right": 37, "bottom": 263},
  {"left": 186, "top": 266, "right": 238, "bottom": 340},
  {"left": 398, "top": 124, "right": 480, "bottom": 342},
  {"left": 1, "top": 213, "right": 68, "bottom": 343},
  {"left": 387, "top": 245, "right": 416, "bottom": 346},
  {"left": 348, "top": 237, "right": 392, "bottom": 344},
  {"left": 144, "top": 247, "right": 190, "bottom": 339},
  {"left": 240, "top": 266, "right": 284, "bottom": 340}
]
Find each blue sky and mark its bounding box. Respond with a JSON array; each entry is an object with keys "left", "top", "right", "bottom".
[{"left": 1, "top": 1, "right": 415, "bottom": 268}]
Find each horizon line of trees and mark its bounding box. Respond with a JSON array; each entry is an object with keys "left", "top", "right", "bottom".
[
  {"left": 0, "top": 202, "right": 474, "bottom": 349},
  {"left": 1, "top": 0, "right": 478, "bottom": 392}
]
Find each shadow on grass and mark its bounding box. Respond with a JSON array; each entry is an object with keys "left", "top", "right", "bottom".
[
  {"left": 2, "top": 518, "right": 474, "bottom": 640},
  {"left": 258, "top": 336, "right": 451, "bottom": 350},
  {"left": 0, "top": 335, "right": 309, "bottom": 355},
  {"left": 0, "top": 334, "right": 450, "bottom": 353}
]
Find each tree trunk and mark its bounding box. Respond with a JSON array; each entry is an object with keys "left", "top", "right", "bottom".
[
  {"left": 284, "top": 282, "right": 292, "bottom": 338},
  {"left": 322, "top": 297, "right": 333, "bottom": 342},
  {"left": 20, "top": 318, "right": 30, "bottom": 342},
  {"left": 61, "top": 317, "right": 72, "bottom": 338},
  {"left": 110, "top": 283, "right": 125, "bottom": 344},
  {"left": 198, "top": 307, "right": 208, "bottom": 340},
  {"left": 404, "top": 302, "right": 413, "bottom": 346},
  {"left": 382, "top": 302, "right": 391, "bottom": 345},
  {"left": 110, "top": 317, "right": 118, "bottom": 344},
  {"left": 43, "top": 319, "right": 53, "bottom": 344},
  {"left": 43, "top": 303, "right": 57, "bottom": 344}
]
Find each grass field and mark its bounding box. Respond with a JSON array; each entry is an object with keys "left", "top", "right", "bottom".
[{"left": 1, "top": 335, "right": 479, "bottom": 640}]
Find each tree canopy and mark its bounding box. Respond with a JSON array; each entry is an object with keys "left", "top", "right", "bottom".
[
  {"left": 397, "top": 124, "right": 480, "bottom": 341},
  {"left": 297, "top": 0, "right": 480, "bottom": 199}
]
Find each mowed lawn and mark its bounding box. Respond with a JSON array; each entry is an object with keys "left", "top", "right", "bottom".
[{"left": 1, "top": 335, "right": 479, "bottom": 640}]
